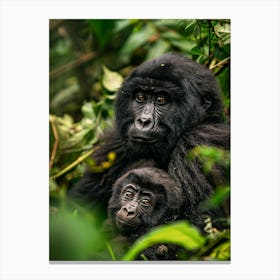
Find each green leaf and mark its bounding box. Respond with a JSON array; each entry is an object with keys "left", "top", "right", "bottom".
[
  {"left": 102, "top": 66, "right": 123, "bottom": 92},
  {"left": 208, "top": 240, "right": 230, "bottom": 260},
  {"left": 50, "top": 208, "right": 106, "bottom": 260},
  {"left": 146, "top": 40, "right": 170, "bottom": 60},
  {"left": 184, "top": 20, "right": 196, "bottom": 32},
  {"left": 200, "top": 186, "right": 230, "bottom": 211},
  {"left": 191, "top": 45, "right": 204, "bottom": 55},
  {"left": 194, "top": 23, "right": 200, "bottom": 38},
  {"left": 114, "top": 19, "right": 133, "bottom": 32},
  {"left": 161, "top": 30, "right": 182, "bottom": 40},
  {"left": 122, "top": 221, "right": 205, "bottom": 260},
  {"left": 170, "top": 39, "right": 196, "bottom": 53},
  {"left": 120, "top": 25, "right": 155, "bottom": 62},
  {"left": 49, "top": 178, "right": 59, "bottom": 192},
  {"left": 87, "top": 20, "right": 116, "bottom": 49},
  {"left": 187, "top": 146, "right": 230, "bottom": 170},
  {"left": 214, "top": 22, "right": 230, "bottom": 34}
]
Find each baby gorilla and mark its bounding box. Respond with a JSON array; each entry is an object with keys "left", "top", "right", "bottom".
[{"left": 103, "top": 167, "right": 183, "bottom": 260}]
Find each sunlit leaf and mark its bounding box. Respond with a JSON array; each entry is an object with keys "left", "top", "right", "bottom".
[
  {"left": 102, "top": 66, "right": 123, "bottom": 92},
  {"left": 208, "top": 240, "right": 230, "bottom": 260},
  {"left": 184, "top": 20, "right": 196, "bottom": 32},
  {"left": 122, "top": 221, "right": 205, "bottom": 260},
  {"left": 214, "top": 23, "right": 231, "bottom": 34},
  {"left": 114, "top": 19, "right": 133, "bottom": 32},
  {"left": 187, "top": 146, "right": 230, "bottom": 172},
  {"left": 200, "top": 186, "right": 230, "bottom": 211}
]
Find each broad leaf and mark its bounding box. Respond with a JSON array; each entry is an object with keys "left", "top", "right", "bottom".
[
  {"left": 122, "top": 221, "right": 205, "bottom": 260},
  {"left": 102, "top": 66, "right": 123, "bottom": 92}
]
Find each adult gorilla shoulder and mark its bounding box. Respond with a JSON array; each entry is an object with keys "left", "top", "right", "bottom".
[
  {"left": 102, "top": 167, "right": 183, "bottom": 260},
  {"left": 68, "top": 52, "right": 230, "bottom": 228}
]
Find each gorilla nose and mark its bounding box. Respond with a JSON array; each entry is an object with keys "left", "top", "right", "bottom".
[
  {"left": 123, "top": 207, "right": 136, "bottom": 219},
  {"left": 135, "top": 116, "right": 153, "bottom": 130},
  {"left": 126, "top": 210, "right": 136, "bottom": 219}
]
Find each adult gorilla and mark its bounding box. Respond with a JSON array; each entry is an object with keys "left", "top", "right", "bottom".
[{"left": 69, "top": 53, "right": 230, "bottom": 229}]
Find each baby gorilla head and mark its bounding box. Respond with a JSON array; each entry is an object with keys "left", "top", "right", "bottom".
[{"left": 108, "top": 167, "right": 183, "bottom": 235}]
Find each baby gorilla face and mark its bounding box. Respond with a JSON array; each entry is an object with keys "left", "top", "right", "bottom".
[
  {"left": 108, "top": 167, "right": 183, "bottom": 236},
  {"left": 116, "top": 184, "right": 156, "bottom": 232}
]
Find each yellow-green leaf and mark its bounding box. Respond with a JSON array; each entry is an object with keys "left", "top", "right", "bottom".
[
  {"left": 102, "top": 66, "right": 123, "bottom": 92},
  {"left": 122, "top": 221, "right": 205, "bottom": 260}
]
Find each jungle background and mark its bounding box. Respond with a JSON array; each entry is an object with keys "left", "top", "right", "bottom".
[{"left": 49, "top": 19, "right": 230, "bottom": 261}]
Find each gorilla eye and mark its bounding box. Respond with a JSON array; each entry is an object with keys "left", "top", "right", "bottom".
[
  {"left": 156, "top": 96, "right": 167, "bottom": 105},
  {"left": 136, "top": 93, "right": 146, "bottom": 103},
  {"left": 141, "top": 198, "right": 151, "bottom": 207},
  {"left": 124, "top": 190, "right": 134, "bottom": 199}
]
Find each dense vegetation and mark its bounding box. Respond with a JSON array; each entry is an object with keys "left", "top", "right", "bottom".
[{"left": 49, "top": 19, "right": 230, "bottom": 261}]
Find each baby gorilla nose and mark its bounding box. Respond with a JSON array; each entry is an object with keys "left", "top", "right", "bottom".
[
  {"left": 118, "top": 204, "right": 137, "bottom": 220},
  {"left": 126, "top": 211, "right": 136, "bottom": 219}
]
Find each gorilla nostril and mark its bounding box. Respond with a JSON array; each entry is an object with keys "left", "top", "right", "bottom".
[
  {"left": 136, "top": 117, "right": 152, "bottom": 129},
  {"left": 122, "top": 207, "right": 136, "bottom": 218},
  {"left": 141, "top": 119, "right": 150, "bottom": 126},
  {"left": 126, "top": 211, "right": 136, "bottom": 218}
]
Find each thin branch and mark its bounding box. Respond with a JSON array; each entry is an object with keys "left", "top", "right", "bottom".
[
  {"left": 209, "top": 57, "right": 230, "bottom": 70},
  {"left": 49, "top": 51, "right": 99, "bottom": 79},
  {"left": 49, "top": 117, "right": 59, "bottom": 170},
  {"left": 51, "top": 148, "right": 95, "bottom": 180}
]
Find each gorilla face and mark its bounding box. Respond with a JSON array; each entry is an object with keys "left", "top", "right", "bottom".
[
  {"left": 129, "top": 89, "right": 169, "bottom": 143},
  {"left": 108, "top": 167, "right": 183, "bottom": 235},
  {"left": 115, "top": 53, "right": 223, "bottom": 163},
  {"left": 127, "top": 85, "right": 175, "bottom": 154},
  {"left": 116, "top": 79, "right": 194, "bottom": 162},
  {"left": 115, "top": 183, "right": 158, "bottom": 232}
]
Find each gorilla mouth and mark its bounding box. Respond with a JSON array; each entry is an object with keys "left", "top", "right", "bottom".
[
  {"left": 130, "top": 136, "right": 158, "bottom": 143},
  {"left": 116, "top": 217, "right": 138, "bottom": 229}
]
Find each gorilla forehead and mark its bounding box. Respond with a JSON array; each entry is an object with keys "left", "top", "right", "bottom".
[
  {"left": 119, "top": 168, "right": 181, "bottom": 196},
  {"left": 126, "top": 167, "right": 172, "bottom": 183},
  {"left": 118, "top": 52, "right": 217, "bottom": 103},
  {"left": 128, "top": 52, "right": 210, "bottom": 84},
  {"left": 121, "top": 76, "right": 184, "bottom": 100}
]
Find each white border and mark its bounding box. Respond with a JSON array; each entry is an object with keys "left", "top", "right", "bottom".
[{"left": 1, "top": 1, "right": 279, "bottom": 280}]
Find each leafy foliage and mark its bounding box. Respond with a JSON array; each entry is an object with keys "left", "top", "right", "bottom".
[
  {"left": 123, "top": 221, "right": 206, "bottom": 261},
  {"left": 50, "top": 206, "right": 106, "bottom": 260},
  {"left": 49, "top": 19, "right": 230, "bottom": 261},
  {"left": 187, "top": 145, "right": 230, "bottom": 174}
]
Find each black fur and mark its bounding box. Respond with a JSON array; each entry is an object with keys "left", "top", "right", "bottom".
[{"left": 68, "top": 53, "right": 230, "bottom": 229}]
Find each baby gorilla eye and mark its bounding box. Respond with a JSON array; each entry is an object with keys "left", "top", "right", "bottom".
[
  {"left": 124, "top": 191, "right": 134, "bottom": 199},
  {"left": 156, "top": 96, "right": 167, "bottom": 105},
  {"left": 136, "top": 93, "right": 146, "bottom": 103},
  {"left": 123, "top": 185, "right": 136, "bottom": 199},
  {"left": 141, "top": 198, "right": 151, "bottom": 207}
]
